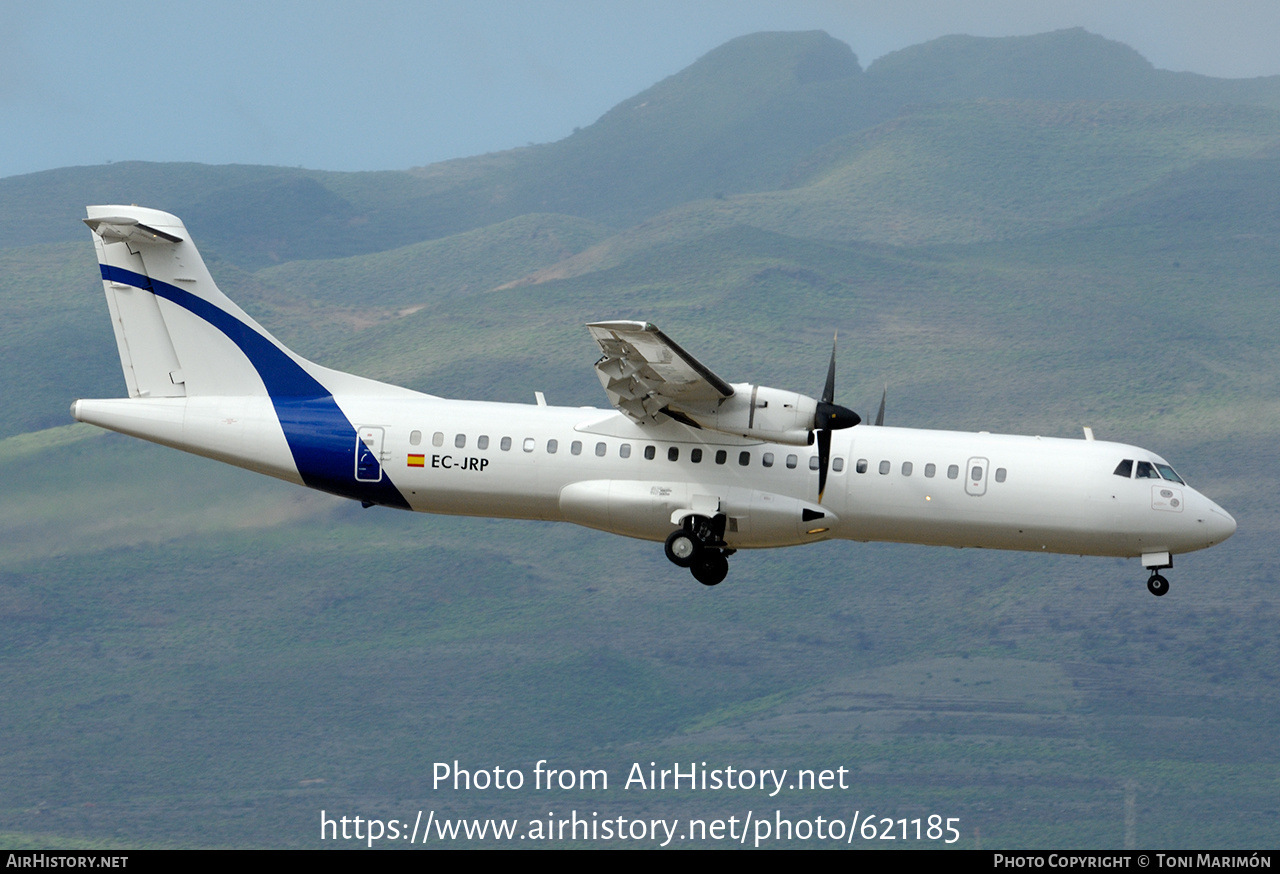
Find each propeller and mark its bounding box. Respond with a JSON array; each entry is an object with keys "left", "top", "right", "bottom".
[
  {"left": 874, "top": 386, "right": 886, "bottom": 426},
  {"left": 814, "top": 334, "right": 861, "bottom": 501}
]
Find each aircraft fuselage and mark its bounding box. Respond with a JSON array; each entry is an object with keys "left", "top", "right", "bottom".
[{"left": 72, "top": 392, "right": 1235, "bottom": 561}]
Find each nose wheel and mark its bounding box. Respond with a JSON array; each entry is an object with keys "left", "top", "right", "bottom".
[
  {"left": 664, "top": 515, "right": 731, "bottom": 586},
  {"left": 1142, "top": 553, "right": 1173, "bottom": 597},
  {"left": 1147, "top": 572, "right": 1169, "bottom": 597}
]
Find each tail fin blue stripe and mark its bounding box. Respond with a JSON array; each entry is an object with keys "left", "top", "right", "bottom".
[{"left": 99, "top": 264, "right": 410, "bottom": 509}]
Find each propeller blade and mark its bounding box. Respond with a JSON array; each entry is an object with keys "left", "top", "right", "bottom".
[
  {"left": 815, "top": 332, "right": 859, "bottom": 429},
  {"left": 822, "top": 334, "right": 837, "bottom": 405},
  {"left": 874, "top": 386, "right": 886, "bottom": 426},
  {"left": 814, "top": 331, "right": 859, "bottom": 503},
  {"left": 817, "top": 428, "right": 831, "bottom": 501}
]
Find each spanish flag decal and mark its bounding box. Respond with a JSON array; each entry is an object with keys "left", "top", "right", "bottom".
[{"left": 407, "top": 454, "right": 425, "bottom": 467}]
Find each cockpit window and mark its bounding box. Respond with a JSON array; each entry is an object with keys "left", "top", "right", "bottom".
[
  {"left": 1155, "top": 463, "right": 1185, "bottom": 485},
  {"left": 1113, "top": 459, "right": 1133, "bottom": 478},
  {"left": 1135, "top": 461, "right": 1160, "bottom": 479}
]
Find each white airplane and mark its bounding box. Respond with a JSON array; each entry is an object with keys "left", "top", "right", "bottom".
[{"left": 71, "top": 205, "right": 1236, "bottom": 594}]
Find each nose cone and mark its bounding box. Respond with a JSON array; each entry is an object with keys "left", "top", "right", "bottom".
[{"left": 815, "top": 401, "right": 860, "bottom": 430}]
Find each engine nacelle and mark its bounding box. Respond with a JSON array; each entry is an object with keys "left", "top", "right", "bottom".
[{"left": 681, "top": 383, "right": 818, "bottom": 446}]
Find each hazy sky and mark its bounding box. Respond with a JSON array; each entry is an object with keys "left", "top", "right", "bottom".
[{"left": 3, "top": 0, "right": 1278, "bottom": 179}]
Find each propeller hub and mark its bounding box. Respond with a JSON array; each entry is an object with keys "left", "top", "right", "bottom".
[{"left": 815, "top": 402, "right": 860, "bottom": 430}]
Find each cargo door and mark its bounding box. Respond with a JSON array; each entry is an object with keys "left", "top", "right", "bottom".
[{"left": 356, "top": 426, "right": 385, "bottom": 482}]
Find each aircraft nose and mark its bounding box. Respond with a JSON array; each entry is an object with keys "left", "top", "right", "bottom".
[{"left": 1203, "top": 501, "right": 1237, "bottom": 545}]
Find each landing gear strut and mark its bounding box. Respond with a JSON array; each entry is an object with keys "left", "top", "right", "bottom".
[{"left": 664, "top": 514, "right": 732, "bottom": 586}]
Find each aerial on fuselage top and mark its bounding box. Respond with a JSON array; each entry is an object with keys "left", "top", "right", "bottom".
[{"left": 71, "top": 205, "right": 1236, "bottom": 593}]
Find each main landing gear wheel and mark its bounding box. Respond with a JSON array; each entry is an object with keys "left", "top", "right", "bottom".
[
  {"left": 664, "top": 530, "right": 698, "bottom": 568},
  {"left": 691, "top": 551, "right": 729, "bottom": 587},
  {"left": 1147, "top": 573, "right": 1170, "bottom": 597}
]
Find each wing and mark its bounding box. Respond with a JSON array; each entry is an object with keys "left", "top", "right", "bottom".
[{"left": 586, "top": 321, "right": 735, "bottom": 424}]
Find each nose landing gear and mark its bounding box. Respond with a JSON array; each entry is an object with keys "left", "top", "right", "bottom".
[
  {"left": 1142, "top": 552, "right": 1172, "bottom": 597},
  {"left": 664, "top": 515, "right": 732, "bottom": 586},
  {"left": 1146, "top": 571, "right": 1169, "bottom": 597}
]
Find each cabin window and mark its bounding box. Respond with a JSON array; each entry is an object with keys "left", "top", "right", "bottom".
[
  {"left": 1156, "top": 463, "right": 1185, "bottom": 484},
  {"left": 409, "top": 430, "right": 422, "bottom": 446},
  {"left": 809, "top": 456, "right": 820, "bottom": 471},
  {"left": 971, "top": 465, "right": 984, "bottom": 481},
  {"left": 595, "top": 442, "right": 607, "bottom": 457},
  {"left": 500, "top": 436, "right": 512, "bottom": 451},
  {"left": 924, "top": 463, "right": 936, "bottom": 478},
  {"left": 856, "top": 458, "right": 868, "bottom": 473},
  {"left": 995, "top": 467, "right": 1007, "bottom": 483},
  {"left": 739, "top": 451, "right": 751, "bottom": 466},
  {"left": 571, "top": 440, "right": 583, "bottom": 456},
  {"left": 432, "top": 432, "right": 445, "bottom": 447},
  {"left": 547, "top": 439, "right": 558, "bottom": 454},
  {"left": 1114, "top": 459, "right": 1133, "bottom": 478},
  {"left": 832, "top": 457, "right": 844, "bottom": 472},
  {"left": 644, "top": 445, "right": 656, "bottom": 460},
  {"left": 668, "top": 446, "right": 679, "bottom": 462},
  {"left": 715, "top": 450, "right": 727, "bottom": 465},
  {"left": 787, "top": 454, "right": 799, "bottom": 469},
  {"left": 879, "top": 460, "right": 890, "bottom": 475},
  {"left": 947, "top": 464, "right": 959, "bottom": 479},
  {"left": 455, "top": 434, "right": 466, "bottom": 449},
  {"left": 902, "top": 461, "right": 913, "bottom": 476},
  {"left": 762, "top": 452, "right": 774, "bottom": 468},
  {"left": 691, "top": 448, "right": 702, "bottom": 463},
  {"left": 522, "top": 437, "right": 535, "bottom": 452},
  {"left": 619, "top": 443, "right": 631, "bottom": 458},
  {"left": 477, "top": 435, "right": 489, "bottom": 450},
  {"left": 1135, "top": 461, "right": 1160, "bottom": 479}
]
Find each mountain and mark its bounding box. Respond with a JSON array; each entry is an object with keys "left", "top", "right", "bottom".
[
  {"left": 7, "top": 29, "right": 1280, "bottom": 268},
  {"left": 867, "top": 27, "right": 1280, "bottom": 107}
]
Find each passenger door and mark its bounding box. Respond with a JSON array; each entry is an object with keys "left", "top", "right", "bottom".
[{"left": 965, "top": 456, "right": 988, "bottom": 496}]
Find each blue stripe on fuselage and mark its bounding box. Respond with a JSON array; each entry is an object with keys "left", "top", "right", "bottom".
[{"left": 100, "top": 264, "right": 410, "bottom": 509}]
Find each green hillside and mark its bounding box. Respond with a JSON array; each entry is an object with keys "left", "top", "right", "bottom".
[{"left": 1, "top": 28, "right": 1278, "bottom": 849}]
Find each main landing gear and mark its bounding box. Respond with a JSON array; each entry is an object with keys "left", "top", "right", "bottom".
[{"left": 664, "top": 515, "right": 733, "bottom": 586}]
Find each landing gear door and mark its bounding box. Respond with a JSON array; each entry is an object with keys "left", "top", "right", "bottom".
[
  {"left": 356, "top": 426, "right": 385, "bottom": 482},
  {"left": 965, "top": 456, "right": 988, "bottom": 496}
]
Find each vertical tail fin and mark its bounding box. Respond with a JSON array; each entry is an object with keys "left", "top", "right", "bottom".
[{"left": 85, "top": 205, "right": 307, "bottom": 399}]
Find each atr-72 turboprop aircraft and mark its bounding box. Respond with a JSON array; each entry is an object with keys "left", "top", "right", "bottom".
[{"left": 72, "top": 206, "right": 1236, "bottom": 593}]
